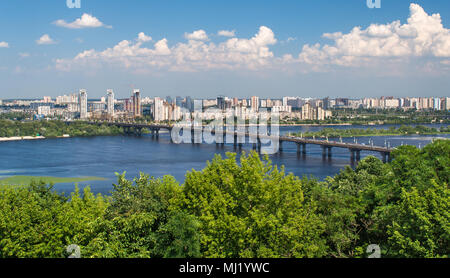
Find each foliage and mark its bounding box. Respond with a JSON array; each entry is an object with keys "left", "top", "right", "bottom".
[
  {"left": 303, "top": 140, "right": 450, "bottom": 258},
  {"left": 0, "top": 120, "right": 124, "bottom": 138},
  {"left": 181, "top": 152, "right": 327, "bottom": 258},
  {"left": 82, "top": 173, "right": 201, "bottom": 258},
  {"left": 0, "top": 181, "right": 107, "bottom": 258}
]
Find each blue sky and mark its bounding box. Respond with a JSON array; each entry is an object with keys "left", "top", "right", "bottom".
[{"left": 0, "top": 0, "right": 449, "bottom": 99}]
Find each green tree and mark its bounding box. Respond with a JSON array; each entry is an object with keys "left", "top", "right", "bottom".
[
  {"left": 83, "top": 173, "right": 201, "bottom": 258},
  {"left": 181, "top": 151, "right": 327, "bottom": 258}
]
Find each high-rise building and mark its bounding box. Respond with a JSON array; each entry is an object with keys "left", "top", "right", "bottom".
[
  {"left": 185, "top": 96, "right": 193, "bottom": 112},
  {"left": 445, "top": 97, "right": 450, "bottom": 110},
  {"left": 107, "top": 89, "right": 114, "bottom": 117},
  {"left": 175, "top": 96, "right": 183, "bottom": 107},
  {"left": 251, "top": 96, "right": 259, "bottom": 112},
  {"left": 79, "top": 89, "right": 88, "bottom": 119},
  {"left": 132, "top": 89, "right": 141, "bottom": 117},
  {"left": 217, "top": 96, "right": 226, "bottom": 110},
  {"left": 433, "top": 97, "right": 441, "bottom": 110},
  {"left": 153, "top": 97, "right": 164, "bottom": 122}
]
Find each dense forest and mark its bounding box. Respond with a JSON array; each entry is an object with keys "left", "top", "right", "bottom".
[
  {"left": 291, "top": 125, "right": 450, "bottom": 138},
  {"left": 0, "top": 140, "right": 448, "bottom": 258},
  {"left": 0, "top": 120, "right": 124, "bottom": 138}
]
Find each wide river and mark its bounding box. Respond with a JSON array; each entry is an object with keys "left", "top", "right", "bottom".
[{"left": 0, "top": 124, "right": 448, "bottom": 195}]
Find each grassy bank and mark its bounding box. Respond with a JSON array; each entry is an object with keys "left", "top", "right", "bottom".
[{"left": 0, "top": 175, "right": 107, "bottom": 186}]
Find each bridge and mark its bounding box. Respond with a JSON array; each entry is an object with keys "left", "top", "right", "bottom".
[{"left": 72, "top": 121, "right": 393, "bottom": 163}]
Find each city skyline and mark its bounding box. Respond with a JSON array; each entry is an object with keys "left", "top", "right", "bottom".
[{"left": 1, "top": 1, "right": 450, "bottom": 98}]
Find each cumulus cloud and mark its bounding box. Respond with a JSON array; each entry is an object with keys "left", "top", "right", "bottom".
[
  {"left": 184, "top": 30, "right": 209, "bottom": 41},
  {"left": 0, "top": 41, "right": 9, "bottom": 48},
  {"left": 218, "top": 30, "right": 236, "bottom": 37},
  {"left": 137, "top": 32, "right": 152, "bottom": 42},
  {"left": 56, "top": 26, "right": 278, "bottom": 72},
  {"left": 54, "top": 13, "right": 111, "bottom": 29},
  {"left": 298, "top": 3, "right": 450, "bottom": 67},
  {"left": 54, "top": 4, "right": 450, "bottom": 75},
  {"left": 36, "top": 34, "right": 56, "bottom": 45}
]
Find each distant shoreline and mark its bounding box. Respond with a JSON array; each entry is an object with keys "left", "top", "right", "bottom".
[{"left": 0, "top": 135, "right": 70, "bottom": 142}]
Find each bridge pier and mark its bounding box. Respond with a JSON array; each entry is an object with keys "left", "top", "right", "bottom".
[
  {"left": 296, "top": 143, "right": 307, "bottom": 155},
  {"left": 135, "top": 127, "right": 143, "bottom": 136},
  {"left": 321, "top": 146, "right": 333, "bottom": 158},
  {"left": 381, "top": 152, "right": 391, "bottom": 163},
  {"left": 349, "top": 149, "right": 361, "bottom": 163},
  {"left": 279, "top": 141, "right": 283, "bottom": 152}
]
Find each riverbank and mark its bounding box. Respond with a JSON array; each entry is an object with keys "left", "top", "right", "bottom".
[
  {"left": 0, "top": 175, "right": 107, "bottom": 186},
  {"left": 0, "top": 136, "right": 45, "bottom": 142},
  {"left": 0, "top": 134, "right": 72, "bottom": 142}
]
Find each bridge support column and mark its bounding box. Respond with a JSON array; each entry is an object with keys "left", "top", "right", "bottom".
[
  {"left": 257, "top": 138, "right": 261, "bottom": 152},
  {"left": 356, "top": 150, "right": 361, "bottom": 161},
  {"left": 327, "top": 146, "right": 332, "bottom": 158},
  {"left": 279, "top": 141, "right": 283, "bottom": 152},
  {"left": 350, "top": 149, "right": 355, "bottom": 163},
  {"left": 135, "top": 127, "right": 143, "bottom": 136},
  {"left": 322, "top": 146, "right": 327, "bottom": 158},
  {"left": 382, "top": 152, "right": 391, "bottom": 163}
]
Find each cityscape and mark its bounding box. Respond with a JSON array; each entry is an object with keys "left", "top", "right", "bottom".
[{"left": 1, "top": 91, "right": 449, "bottom": 122}]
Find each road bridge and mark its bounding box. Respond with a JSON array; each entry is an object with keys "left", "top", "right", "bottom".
[{"left": 69, "top": 121, "right": 393, "bottom": 163}]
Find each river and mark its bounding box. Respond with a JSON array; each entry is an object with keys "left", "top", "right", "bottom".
[{"left": 0, "top": 124, "right": 448, "bottom": 195}]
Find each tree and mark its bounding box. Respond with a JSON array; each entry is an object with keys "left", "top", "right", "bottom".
[
  {"left": 0, "top": 181, "right": 106, "bottom": 258},
  {"left": 181, "top": 151, "right": 327, "bottom": 258},
  {"left": 83, "top": 173, "right": 201, "bottom": 258}
]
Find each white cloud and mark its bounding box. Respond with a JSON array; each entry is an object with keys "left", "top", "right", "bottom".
[
  {"left": 298, "top": 3, "right": 450, "bottom": 67},
  {"left": 54, "top": 4, "right": 450, "bottom": 75},
  {"left": 137, "top": 32, "right": 152, "bottom": 42},
  {"left": 56, "top": 26, "right": 278, "bottom": 72},
  {"left": 54, "top": 13, "right": 111, "bottom": 29},
  {"left": 0, "top": 41, "right": 9, "bottom": 48},
  {"left": 19, "top": 52, "right": 30, "bottom": 58},
  {"left": 36, "top": 34, "right": 56, "bottom": 45},
  {"left": 218, "top": 30, "right": 235, "bottom": 37},
  {"left": 184, "top": 30, "right": 209, "bottom": 41}
]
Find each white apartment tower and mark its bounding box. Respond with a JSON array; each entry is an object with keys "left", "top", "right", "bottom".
[
  {"left": 79, "top": 89, "right": 88, "bottom": 119},
  {"left": 107, "top": 89, "right": 115, "bottom": 117},
  {"left": 251, "top": 96, "right": 260, "bottom": 112},
  {"left": 153, "top": 97, "right": 164, "bottom": 122}
]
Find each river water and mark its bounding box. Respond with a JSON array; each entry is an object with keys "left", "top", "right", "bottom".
[{"left": 0, "top": 124, "right": 448, "bottom": 195}]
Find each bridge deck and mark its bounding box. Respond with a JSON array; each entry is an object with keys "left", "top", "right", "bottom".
[{"left": 78, "top": 121, "right": 392, "bottom": 154}]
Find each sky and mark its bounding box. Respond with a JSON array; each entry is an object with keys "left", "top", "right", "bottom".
[{"left": 0, "top": 0, "right": 450, "bottom": 99}]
